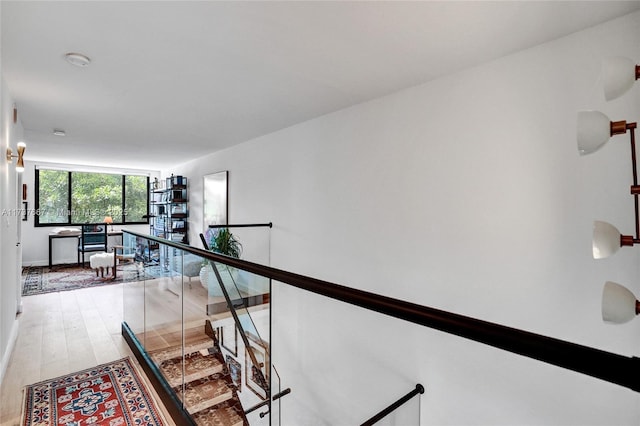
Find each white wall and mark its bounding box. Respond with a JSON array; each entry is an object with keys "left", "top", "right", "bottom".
[
  {"left": 20, "top": 161, "right": 159, "bottom": 266},
  {"left": 168, "top": 11, "right": 640, "bottom": 425},
  {"left": 0, "top": 74, "right": 23, "bottom": 383}
]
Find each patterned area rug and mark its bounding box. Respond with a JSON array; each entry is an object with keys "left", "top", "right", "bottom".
[
  {"left": 21, "top": 264, "right": 123, "bottom": 297},
  {"left": 21, "top": 357, "right": 166, "bottom": 426}
]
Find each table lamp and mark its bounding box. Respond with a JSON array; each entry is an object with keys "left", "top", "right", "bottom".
[{"left": 103, "top": 216, "right": 113, "bottom": 232}]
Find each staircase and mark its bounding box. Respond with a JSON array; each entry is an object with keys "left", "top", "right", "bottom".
[{"left": 148, "top": 321, "right": 249, "bottom": 426}]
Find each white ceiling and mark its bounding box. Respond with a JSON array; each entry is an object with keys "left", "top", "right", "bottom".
[{"left": 2, "top": 1, "right": 639, "bottom": 171}]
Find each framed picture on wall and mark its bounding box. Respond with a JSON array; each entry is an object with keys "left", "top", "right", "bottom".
[
  {"left": 245, "top": 332, "right": 269, "bottom": 400},
  {"left": 226, "top": 355, "right": 242, "bottom": 392},
  {"left": 216, "top": 324, "right": 238, "bottom": 357}
]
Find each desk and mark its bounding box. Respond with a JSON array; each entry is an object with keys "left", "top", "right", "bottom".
[
  {"left": 108, "top": 231, "right": 123, "bottom": 245},
  {"left": 48, "top": 233, "right": 80, "bottom": 268},
  {"left": 48, "top": 230, "right": 123, "bottom": 268}
]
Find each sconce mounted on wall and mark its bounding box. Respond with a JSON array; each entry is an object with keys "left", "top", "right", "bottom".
[
  {"left": 602, "top": 281, "right": 640, "bottom": 324},
  {"left": 6, "top": 141, "right": 26, "bottom": 172},
  {"left": 578, "top": 113, "right": 639, "bottom": 258},
  {"left": 577, "top": 111, "right": 635, "bottom": 156},
  {"left": 578, "top": 56, "right": 640, "bottom": 325},
  {"left": 602, "top": 56, "right": 640, "bottom": 101},
  {"left": 577, "top": 56, "right": 639, "bottom": 259}
]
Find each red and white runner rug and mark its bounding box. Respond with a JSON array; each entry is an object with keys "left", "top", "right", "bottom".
[{"left": 22, "top": 358, "right": 166, "bottom": 426}]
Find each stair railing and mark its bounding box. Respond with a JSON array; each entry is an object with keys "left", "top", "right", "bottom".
[
  {"left": 244, "top": 388, "right": 292, "bottom": 417},
  {"left": 245, "top": 365, "right": 290, "bottom": 420},
  {"left": 208, "top": 257, "right": 271, "bottom": 399},
  {"left": 200, "top": 231, "right": 273, "bottom": 404},
  {"left": 123, "top": 229, "right": 640, "bottom": 395},
  {"left": 360, "top": 384, "right": 424, "bottom": 426},
  {"left": 196, "top": 251, "right": 640, "bottom": 393}
]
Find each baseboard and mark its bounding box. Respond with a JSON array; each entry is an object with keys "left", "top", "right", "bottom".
[
  {"left": 0, "top": 317, "right": 20, "bottom": 386},
  {"left": 22, "top": 258, "right": 77, "bottom": 267},
  {"left": 21, "top": 260, "right": 48, "bottom": 267}
]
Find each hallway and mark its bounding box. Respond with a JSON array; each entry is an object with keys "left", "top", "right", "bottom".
[{"left": 0, "top": 283, "right": 171, "bottom": 425}]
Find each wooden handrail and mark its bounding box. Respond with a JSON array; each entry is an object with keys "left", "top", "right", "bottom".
[
  {"left": 208, "top": 222, "right": 273, "bottom": 229},
  {"left": 122, "top": 229, "right": 640, "bottom": 393}
]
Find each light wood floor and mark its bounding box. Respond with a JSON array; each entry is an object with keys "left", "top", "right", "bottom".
[{"left": 0, "top": 283, "right": 174, "bottom": 426}]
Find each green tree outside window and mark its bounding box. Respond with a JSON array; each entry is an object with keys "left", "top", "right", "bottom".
[{"left": 35, "top": 169, "right": 149, "bottom": 226}]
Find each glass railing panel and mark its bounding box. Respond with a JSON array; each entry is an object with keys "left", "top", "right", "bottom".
[
  {"left": 212, "top": 261, "right": 270, "bottom": 340},
  {"left": 122, "top": 232, "right": 144, "bottom": 342},
  {"left": 212, "top": 261, "right": 270, "bottom": 396},
  {"left": 262, "top": 365, "right": 283, "bottom": 426},
  {"left": 139, "top": 239, "right": 186, "bottom": 404},
  {"left": 197, "top": 257, "right": 271, "bottom": 422},
  {"left": 202, "top": 224, "right": 271, "bottom": 265},
  {"left": 269, "top": 278, "right": 420, "bottom": 425},
  {"left": 169, "top": 247, "right": 222, "bottom": 417},
  {"left": 122, "top": 230, "right": 274, "bottom": 424},
  {"left": 202, "top": 224, "right": 273, "bottom": 422}
]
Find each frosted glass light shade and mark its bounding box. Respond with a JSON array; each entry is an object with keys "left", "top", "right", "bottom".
[
  {"left": 602, "top": 281, "right": 639, "bottom": 324},
  {"left": 592, "top": 221, "right": 622, "bottom": 259},
  {"left": 577, "top": 111, "right": 611, "bottom": 155},
  {"left": 603, "top": 56, "right": 637, "bottom": 101}
]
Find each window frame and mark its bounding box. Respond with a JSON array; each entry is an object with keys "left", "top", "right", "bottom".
[{"left": 34, "top": 169, "right": 150, "bottom": 227}]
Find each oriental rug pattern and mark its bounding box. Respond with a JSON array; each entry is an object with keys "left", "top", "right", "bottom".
[
  {"left": 21, "top": 358, "right": 166, "bottom": 426},
  {"left": 21, "top": 265, "right": 123, "bottom": 297}
]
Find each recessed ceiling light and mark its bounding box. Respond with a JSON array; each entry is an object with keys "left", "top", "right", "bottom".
[
  {"left": 64, "top": 52, "right": 91, "bottom": 67},
  {"left": 53, "top": 129, "right": 66, "bottom": 136}
]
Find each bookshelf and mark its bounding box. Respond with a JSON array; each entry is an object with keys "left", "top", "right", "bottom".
[{"left": 150, "top": 175, "right": 188, "bottom": 245}]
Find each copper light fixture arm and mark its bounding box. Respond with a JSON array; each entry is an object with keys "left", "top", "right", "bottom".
[
  {"left": 625, "top": 122, "right": 640, "bottom": 241},
  {"left": 6, "top": 148, "right": 15, "bottom": 161},
  {"left": 6, "top": 144, "right": 26, "bottom": 162}
]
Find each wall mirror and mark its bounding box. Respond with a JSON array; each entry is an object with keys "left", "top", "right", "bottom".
[{"left": 203, "top": 171, "right": 228, "bottom": 231}]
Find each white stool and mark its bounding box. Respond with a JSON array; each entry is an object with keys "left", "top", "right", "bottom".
[{"left": 90, "top": 252, "right": 114, "bottom": 278}]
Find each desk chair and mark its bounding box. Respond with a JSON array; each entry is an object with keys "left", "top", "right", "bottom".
[{"left": 78, "top": 224, "right": 107, "bottom": 266}]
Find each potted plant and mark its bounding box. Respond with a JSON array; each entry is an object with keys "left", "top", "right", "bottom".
[
  {"left": 200, "top": 228, "right": 242, "bottom": 293},
  {"left": 209, "top": 228, "right": 242, "bottom": 258}
]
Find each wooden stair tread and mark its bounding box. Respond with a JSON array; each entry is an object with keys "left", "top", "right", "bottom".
[
  {"left": 158, "top": 351, "right": 224, "bottom": 387},
  {"left": 138, "top": 320, "right": 210, "bottom": 339},
  {"left": 149, "top": 337, "right": 213, "bottom": 363},
  {"left": 191, "top": 399, "right": 247, "bottom": 426},
  {"left": 175, "top": 373, "right": 235, "bottom": 414},
  {"left": 147, "top": 320, "right": 250, "bottom": 425},
  {"left": 138, "top": 325, "right": 210, "bottom": 352}
]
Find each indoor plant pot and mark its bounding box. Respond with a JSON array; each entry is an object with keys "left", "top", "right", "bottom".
[{"left": 199, "top": 228, "right": 242, "bottom": 295}]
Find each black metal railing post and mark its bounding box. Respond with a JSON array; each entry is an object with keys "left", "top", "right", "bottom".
[{"left": 361, "top": 384, "right": 425, "bottom": 426}]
